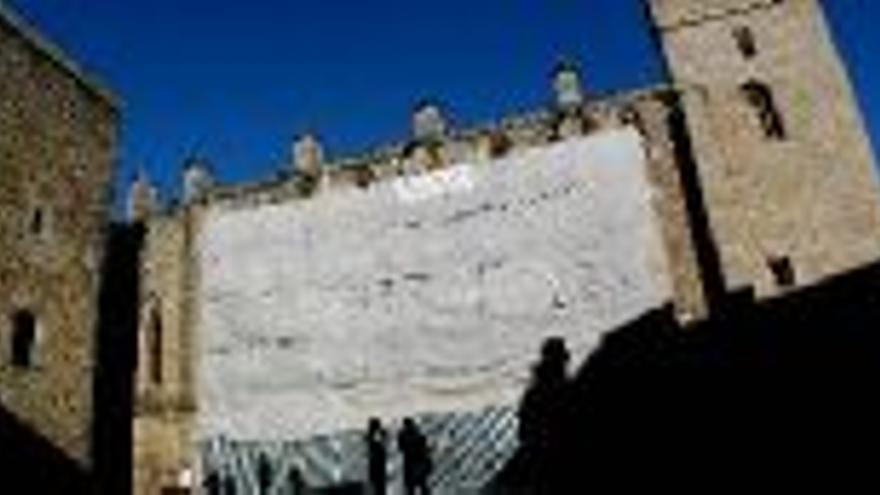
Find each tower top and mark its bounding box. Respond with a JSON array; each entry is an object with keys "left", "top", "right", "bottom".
[
  {"left": 0, "top": 0, "right": 118, "bottom": 105},
  {"left": 647, "top": 0, "right": 783, "bottom": 30}
]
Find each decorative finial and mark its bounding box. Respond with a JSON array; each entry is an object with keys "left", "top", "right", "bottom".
[
  {"left": 182, "top": 156, "right": 214, "bottom": 204},
  {"left": 127, "top": 165, "right": 158, "bottom": 222},
  {"left": 412, "top": 100, "right": 447, "bottom": 142},
  {"left": 552, "top": 57, "right": 585, "bottom": 108},
  {"left": 292, "top": 133, "right": 324, "bottom": 177}
]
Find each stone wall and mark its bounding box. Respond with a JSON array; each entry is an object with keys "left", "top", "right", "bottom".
[
  {"left": 627, "top": 93, "right": 709, "bottom": 321},
  {"left": 0, "top": 5, "right": 117, "bottom": 467},
  {"left": 134, "top": 211, "right": 199, "bottom": 495}
]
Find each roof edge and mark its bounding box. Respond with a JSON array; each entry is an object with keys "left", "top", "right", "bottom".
[
  {"left": 0, "top": 0, "right": 119, "bottom": 107},
  {"left": 186, "top": 83, "right": 679, "bottom": 211}
]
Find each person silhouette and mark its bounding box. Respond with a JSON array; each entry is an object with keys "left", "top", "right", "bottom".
[
  {"left": 202, "top": 470, "right": 221, "bottom": 495},
  {"left": 256, "top": 453, "right": 273, "bottom": 495},
  {"left": 397, "top": 418, "right": 432, "bottom": 495},
  {"left": 517, "top": 337, "right": 572, "bottom": 491},
  {"left": 286, "top": 465, "right": 305, "bottom": 494},
  {"left": 366, "top": 417, "right": 388, "bottom": 495}
]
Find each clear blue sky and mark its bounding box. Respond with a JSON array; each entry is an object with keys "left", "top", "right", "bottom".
[{"left": 7, "top": 0, "right": 880, "bottom": 205}]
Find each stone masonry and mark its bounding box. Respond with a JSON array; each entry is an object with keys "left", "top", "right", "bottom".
[
  {"left": 649, "top": 0, "right": 880, "bottom": 297},
  {"left": 0, "top": 1, "right": 118, "bottom": 468},
  {"left": 133, "top": 206, "right": 200, "bottom": 495}
]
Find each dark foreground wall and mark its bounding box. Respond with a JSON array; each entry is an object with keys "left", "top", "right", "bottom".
[
  {"left": 92, "top": 224, "right": 142, "bottom": 495},
  {"left": 495, "top": 260, "right": 880, "bottom": 492},
  {"left": 0, "top": 404, "right": 92, "bottom": 493}
]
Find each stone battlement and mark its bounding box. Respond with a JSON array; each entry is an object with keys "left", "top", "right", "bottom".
[{"left": 155, "top": 83, "right": 677, "bottom": 215}]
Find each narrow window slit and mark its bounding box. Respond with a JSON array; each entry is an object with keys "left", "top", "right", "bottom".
[
  {"left": 741, "top": 81, "right": 787, "bottom": 140},
  {"left": 11, "top": 310, "right": 37, "bottom": 369}
]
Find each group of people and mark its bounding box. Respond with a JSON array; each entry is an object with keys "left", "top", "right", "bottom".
[
  {"left": 371, "top": 337, "right": 574, "bottom": 494},
  {"left": 201, "top": 416, "right": 433, "bottom": 495},
  {"left": 202, "top": 337, "right": 573, "bottom": 494},
  {"left": 366, "top": 417, "right": 433, "bottom": 495}
]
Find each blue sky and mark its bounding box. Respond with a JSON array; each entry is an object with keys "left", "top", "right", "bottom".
[{"left": 7, "top": 0, "right": 879, "bottom": 205}]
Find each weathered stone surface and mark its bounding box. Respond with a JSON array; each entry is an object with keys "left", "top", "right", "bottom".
[
  {"left": 630, "top": 94, "right": 708, "bottom": 321},
  {"left": 649, "top": 0, "right": 779, "bottom": 29},
  {"left": 133, "top": 211, "right": 199, "bottom": 495},
  {"left": 0, "top": 3, "right": 117, "bottom": 468},
  {"left": 652, "top": 0, "right": 880, "bottom": 298}
]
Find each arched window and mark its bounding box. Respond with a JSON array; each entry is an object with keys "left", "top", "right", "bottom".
[
  {"left": 768, "top": 256, "right": 796, "bottom": 288},
  {"left": 733, "top": 26, "right": 757, "bottom": 58},
  {"left": 11, "top": 310, "right": 37, "bottom": 368},
  {"left": 30, "top": 208, "right": 44, "bottom": 235},
  {"left": 147, "top": 308, "right": 163, "bottom": 385},
  {"left": 741, "top": 81, "right": 787, "bottom": 139}
]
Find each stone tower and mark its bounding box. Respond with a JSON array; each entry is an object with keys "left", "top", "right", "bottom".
[
  {"left": 647, "top": 0, "right": 880, "bottom": 298},
  {"left": 0, "top": 0, "right": 118, "bottom": 476}
]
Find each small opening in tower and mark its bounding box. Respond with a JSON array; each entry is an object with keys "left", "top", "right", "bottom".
[
  {"left": 11, "top": 310, "right": 37, "bottom": 369},
  {"left": 734, "top": 26, "right": 757, "bottom": 58},
  {"left": 768, "top": 256, "right": 796, "bottom": 288},
  {"left": 741, "top": 81, "right": 787, "bottom": 140},
  {"left": 30, "top": 208, "right": 44, "bottom": 235},
  {"left": 147, "top": 307, "right": 163, "bottom": 385}
]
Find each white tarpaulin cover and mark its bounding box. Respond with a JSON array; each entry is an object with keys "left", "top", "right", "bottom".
[{"left": 196, "top": 128, "right": 672, "bottom": 440}]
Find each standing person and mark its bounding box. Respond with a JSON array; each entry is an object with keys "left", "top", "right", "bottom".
[
  {"left": 286, "top": 466, "right": 305, "bottom": 495},
  {"left": 256, "top": 453, "right": 273, "bottom": 495},
  {"left": 366, "top": 418, "right": 388, "bottom": 495},
  {"left": 397, "top": 418, "right": 432, "bottom": 495},
  {"left": 202, "top": 470, "right": 221, "bottom": 495},
  {"left": 517, "top": 337, "right": 572, "bottom": 492}
]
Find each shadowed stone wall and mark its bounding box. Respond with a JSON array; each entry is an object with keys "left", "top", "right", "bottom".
[{"left": 0, "top": 2, "right": 117, "bottom": 469}]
